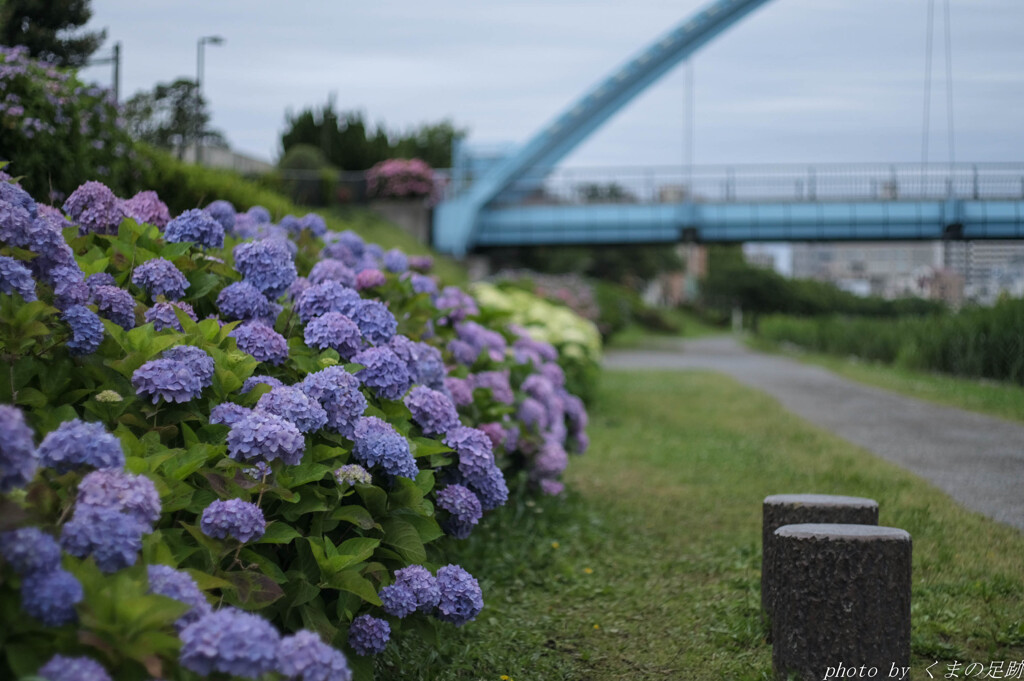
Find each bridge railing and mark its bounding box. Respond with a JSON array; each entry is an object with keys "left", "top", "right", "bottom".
[{"left": 476, "top": 163, "right": 1024, "bottom": 206}]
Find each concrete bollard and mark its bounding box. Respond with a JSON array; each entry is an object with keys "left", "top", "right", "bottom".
[
  {"left": 762, "top": 494, "right": 879, "bottom": 620},
  {"left": 771, "top": 524, "right": 912, "bottom": 681}
]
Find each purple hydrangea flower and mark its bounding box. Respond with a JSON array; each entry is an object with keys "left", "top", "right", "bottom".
[
  {"left": 392, "top": 565, "right": 440, "bottom": 614},
  {"left": 408, "top": 272, "right": 438, "bottom": 296},
  {"left": 542, "top": 362, "right": 566, "bottom": 388},
  {"left": 165, "top": 208, "right": 225, "bottom": 249},
  {"left": 294, "top": 280, "right": 361, "bottom": 324},
  {"left": 389, "top": 336, "right": 445, "bottom": 389},
  {"left": 378, "top": 583, "right": 417, "bottom": 618},
  {"left": 240, "top": 375, "right": 283, "bottom": 394},
  {"left": 0, "top": 255, "right": 37, "bottom": 301},
  {"left": 92, "top": 284, "right": 136, "bottom": 329},
  {"left": 279, "top": 630, "right": 352, "bottom": 681},
  {"left": 204, "top": 199, "right": 236, "bottom": 233},
  {"left": 227, "top": 410, "right": 305, "bottom": 465},
  {"left": 145, "top": 300, "right": 197, "bottom": 331},
  {"left": 0, "top": 527, "right": 60, "bottom": 574},
  {"left": 288, "top": 276, "right": 312, "bottom": 301},
  {"left": 444, "top": 426, "right": 508, "bottom": 510},
  {"left": 131, "top": 257, "right": 188, "bottom": 300},
  {"left": 0, "top": 182, "right": 36, "bottom": 246},
  {"left": 436, "top": 484, "right": 483, "bottom": 540},
  {"left": 470, "top": 371, "right": 514, "bottom": 405},
  {"left": 85, "top": 272, "right": 116, "bottom": 290},
  {"left": 365, "top": 244, "right": 384, "bottom": 260},
  {"left": 309, "top": 259, "right": 357, "bottom": 288},
  {"left": 132, "top": 358, "right": 204, "bottom": 403},
  {"left": 245, "top": 461, "right": 272, "bottom": 479},
  {"left": 517, "top": 397, "right": 548, "bottom": 432},
  {"left": 327, "top": 230, "right": 365, "bottom": 257},
  {"left": 435, "top": 286, "right": 478, "bottom": 323},
  {"left": 349, "top": 299, "right": 397, "bottom": 346},
  {"left": 333, "top": 463, "right": 371, "bottom": 487},
  {"left": 147, "top": 564, "right": 211, "bottom": 628},
  {"left": 539, "top": 478, "right": 565, "bottom": 495},
  {"left": 38, "top": 655, "right": 111, "bottom": 681},
  {"left": 513, "top": 334, "right": 558, "bottom": 366},
  {"left": 62, "top": 181, "right": 123, "bottom": 235},
  {"left": 300, "top": 213, "right": 328, "bottom": 237},
  {"left": 61, "top": 506, "right": 146, "bottom": 573},
  {"left": 404, "top": 386, "right": 459, "bottom": 437},
  {"left": 533, "top": 440, "right": 569, "bottom": 479},
  {"left": 21, "top": 569, "right": 83, "bottom": 626},
  {"left": 353, "top": 254, "right": 379, "bottom": 274},
  {"left": 233, "top": 239, "right": 297, "bottom": 298},
  {"left": 122, "top": 190, "right": 170, "bottom": 228},
  {"left": 304, "top": 312, "right": 362, "bottom": 359},
  {"left": 0, "top": 405, "right": 37, "bottom": 492},
  {"left": 37, "top": 418, "right": 124, "bottom": 471},
  {"left": 435, "top": 564, "right": 483, "bottom": 626},
  {"left": 200, "top": 498, "right": 266, "bottom": 543},
  {"left": 179, "top": 608, "right": 280, "bottom": 677},
  {"left": 447, "top": 339, "right": 478, "bottom": 366},
  {"left": 409, "top": 255, "right": 433, "bottom": 272},
  {"left": 455, "top": 321, "right": 507, "bottom": 362},
  {"left": 381, "top": 248, "right": 408, "bottom": 273},
  {"left": 477, "top": 422, "right": 506, "bottom": 451},
  {"left": 51, "top": 266, "right": 90, "bottom": 310},
  {"left": 62, "top": 304, "right": 104, "bottom": 355},
  {"left": 352, "top": 416, "right": 417, "bottom": 479},
  {"left": 300, "top": 367, "right": 366, "bottom": 438},
  {"left": 348, "top": 614, "right": 390, "bottom": 656},
  {"left": 75, "top": 470, "right": 161, "bottom": 527},
  {"left": 280, "top": 215, "right": 303, "bottom": 234},
  {"left": 256, "top": 385, "right": 328, "bottom": 434},
  {"left": 210, "top": 403, "right": 251, "bottom": 426},
  {"left": 230, "top": 321, "right": 289, "bottom": 365},
  {"left": 444, "top": 377, "right": 473, "bottom": 407},
  {"left": 247, "top": 205, "right": 272, "bottom": 223},
  {"left": 355, "top": 268, "right": 385, "bottom": 290},
  {"left": 352, "top": 346, "right": 411, "bottom": 401},
  {"left": 162, "top": 345, "right": 215, "bottom": 387},
  {"left": 217, "top": 281, "right": 280, "bottom": 322}
]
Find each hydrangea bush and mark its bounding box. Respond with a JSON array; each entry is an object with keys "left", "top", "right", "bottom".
[
  {"left": 0, "top": 174, "right": 591, "bottom": 680},
  {"left": 365, "top": 159, "right": 436, "bottom": 202}
]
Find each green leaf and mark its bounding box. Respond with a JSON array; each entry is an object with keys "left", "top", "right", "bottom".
[
  {"left": 410, "top": 437, "right": 452, "bottom": 458},
  {"left": 161, "top": 444, "right": 219, "bottom": 480},
  {"left": 399, "top": 514, "right": 445, "bottom": 544},
  {"left": 284, "top": 578, "right": 321, "bottom": 608},
  {"left": 325, "top": 569, "right": 381, "bottom": 606},
  {"left": 331, "top": 505, "right": 378, "bottom": 531},
  {"left": 380, "top": 518, "right": 426, "bottom": 564},
  {"left": 278, "top": 462, "right": 331, "bottom": 488},
  {"left": 258, "top": 521, "right": 302, "bottom": 545},
  {"left": 222, "top": 570, "right": 285, "bottom": 609},
  {"left": 356, "top": 484, "right": 387, "bottom": 516},
  {"left": 160, "top": 242, "right": 193, "bottom": 259},
  {"left": 388, "top": 477, "right": 425, "bottom": 511}
]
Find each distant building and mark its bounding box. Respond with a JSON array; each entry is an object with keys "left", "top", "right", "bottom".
[{"left": 944, "top": 241, "right": 1024, "bottom": 305}]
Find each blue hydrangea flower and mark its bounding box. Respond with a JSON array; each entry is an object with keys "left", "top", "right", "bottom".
[
  {"left": 240, "top": 375, "right": 284, "bottom": 394},
  {"left": 381, "top": 248, "right": 408, "bottom": 273},
  {"left": 256, "top": 385, "right": 328, "bottom": 434},
  {"left": 147, "top": 564, "right": 211, "bottom": 629},
  {"left": 278, "top": 629, "right": 352, "bottom": 681},
  {"left": 179, "top": 607, "right": 280, "bottom": 677},
  {"left": 300, "top": 367, "right": 367, "bottom": 438},
  {"left": 333, "top": 464, "right": 372, "bottom": 487},
  {"left": 280, "top": 215, "right": 304, "bottom": 234},
  {"left": 144, "top": 301, "right": 197, "bottom": 331},
  {"left": 471, "top": 371, "right": 514, "bottom": 405},
  {"left": 132, "top": 358, "right": 204, "bottom": 403},
  {"left": 62, "top": 304, "right": 104, "bottom": 355},
  {"left": 247, "top": 205, "right": 272, "bottom": 224},
  {"left": 392, "top": 565, "right": 441, "bottom": 614},
  {"left": 21, "top": 568, "right": 83, "bottom": 626},
  {"left": 444, "top": 377, "right": 473, "bottom": 407},
  {"left": 75, "top": 469, "right": 161, "bottom": 528},
  {"left": 210, "top": 402, "right": 252, "bottom": 426},
  {"left": 404, "top": 386, "right": 459, "bottom": 437},
  {"left": 0, "top": 182, "right": 36, "bottom": 246},
  {"left": 435, "top": 286, "right": 478, "bottom": 323},
  {"left": 62, "top": 181, "right": 123, "bottom": 235},
  {"left": 245, "top": 461, "right": 272, "bottom": 480},
  {"left": 349, "top": 299, "right": 397, "bottom": 346},
  {"left": 27, "top": 219, "right": 76, "bottom": 278},
  {"left": 348, "top": 614, "right": 390, "bottom": 656},
  {"left": 37, "top": 418, "right": 124, "bottom": 471},
  {"left": 200, "top": 498, "right": 266, "bottom": 543},
  {"left": 353, "top": 254, "right": 380, "bottom": 273},
  {"left": 85, "top": 272, "right": 116, "bottom": 290},
  {"left": 230, "top": 321, "right": 289, "bottom": 365},
  {"left": 0, "top": 255, "right": 37, "bottom": 301},
  {"left": 444, "top": 426, "right": 508, "bottom": 510},
  {"left": 355, "top": 268, "right": 386, "bottom": 291},
  {"left": 227, "top": 410, "right": 305, "bottom": 465},
  {"left": 288, "top": 276, "right": 312, "bottom": 301},
  {"left": 352, "top": 346, "right": 412, "bottom": 401},
  {"left": 0, "top": 404, "right": 37, "bottom": 492},
  {"left": 300, "top": 213, "right": 328, "bottom": 237},
  {"left": 233, "top": 239, "right": 297, "bottom": 298},
  {"left": 0, "top": 527, "right": 60, "bottom": 574},
  {"left": 352, "top": 416, "right": 417, "bottom": 479},
  {"left": 434, "top": 564, "right": 484, "bottom": 627},
  {"left": 388, "top": 335, "right": 445, "bottom": 389},
  {"left": 38, "top": 654, "right": 110, "bottom": 681},
  {"left": 61, "top": 506, "right": 146, "bottom": 573},
  {"left": 92, "top": 284, "right": 136, "bottom": 329},
  {"left": 327, "top": 230, "right": 365, "bottom": 257},
  {"left": 131, "top": 258, "right": 188, "bottom": 300},
  {"left": 294, "top": 281, "right": 361, "bottom": 324},
  {"left": 436, "top": 484, "right": 483, "bottom": 539},
  {"left": 217, "top": 280, "right": 281, "bottom": 322},
  {"left": 447, "top": 339, "right": 478, "bottom": 366},
  {"left": 162, "top": 345, "right": 215, "bottom": 388},
  {"left": 455, "top": 321, "right": 507, "bottom": 362},
  {"left": 408, "top": 272, "right": 438, "bottom": 295},
  {"left": 204, "top": 199, "right": 236, "bottom": 233},
  {"left": 122, "top": 190, "right": 171, "bottom": 228},
  {"left": 542, "top": 362, "right": 567, "bottom": 387},
  {"left": 309, "top": 259, "right": 356, "bottom": 287},
  {"left": 378, "top": 583, "right": 417, "bottom": 618},
  {"left": 304, "top": 312, "right": 362, "bottom": 359},
  {"left": 165, "top": 208, "right": 225, "bottom": 249},
  {"left": 517, "top": 397, "right": 548, "bottom": 432}
]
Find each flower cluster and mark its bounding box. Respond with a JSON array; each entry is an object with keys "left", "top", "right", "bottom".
[
  {"left": 404, "top": 386, "right": 459, "bottom": 436},
  {"left": 122, "top": 190, "right": 171, "bottom": 228},
  {"left": 0, "top": 527, "right": 82, "bottom": 626},
  {"left": 365, "top": 158, "right": 436, "bottom": 200},
  {"left": 131, "top": 257, "right": 188, "bottom": 300},
  {"left": 233, "top": 238, "right": 297, "bottom": 298},
  {"left": 164, "top": 208, "right": 225, "bottom": 249},
  {"left": 0, "top": 404, "right": 37, "bottom": 492},
  {"left": 227, "top": 410, "right": 305, "bottom": 465},
  {"left": 37, "top": 418, "right": 125, "bottom": 471},
  {"left": 352, "top": 416, "right": 418, "bottom": 479},
  {"left": 200, "top": 498, "right": 266, "bottom": 543}
]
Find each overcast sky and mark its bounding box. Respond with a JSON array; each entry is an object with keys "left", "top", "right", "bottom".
[{"left": 77, "top": 0, "right": 1024, "bottom": 169}]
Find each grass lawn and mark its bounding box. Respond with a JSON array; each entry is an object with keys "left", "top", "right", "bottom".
[
  {"left": 749, "top": 337, "right": 1024, "bottom": 426},
  {"left": 383, "top": 370, "right": 1024, "bottom": 680},
  {"left": 606, "top": 309, "right": 726, "bottom": 350}
]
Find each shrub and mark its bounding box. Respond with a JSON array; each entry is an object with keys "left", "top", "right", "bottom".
[{"left": 365, "top": 159, "right": 436, "bottom": 201}]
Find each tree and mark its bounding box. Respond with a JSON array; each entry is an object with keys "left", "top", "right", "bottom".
[
  {"left": 0, "top": 0, "right": 105, "bottom": 67},
  {"left": 122, "top": 79, "right": 225, "bottom": 159}
]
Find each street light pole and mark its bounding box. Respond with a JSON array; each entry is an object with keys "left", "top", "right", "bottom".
[{"left": 195, "top": 35, "right": 225, "bottom": 165}]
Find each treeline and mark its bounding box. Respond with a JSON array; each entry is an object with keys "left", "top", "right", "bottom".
[{"left": 759, "top": 298, "right": 1024, "bottom": 385}]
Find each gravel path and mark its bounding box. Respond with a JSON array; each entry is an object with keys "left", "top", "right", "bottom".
[{"left": 605, "top": 336, "right": 1024, "bottom": 531}]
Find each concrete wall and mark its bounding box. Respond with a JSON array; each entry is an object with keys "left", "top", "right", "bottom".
[{"left": 369, "top": 200, "right": 432, "bottom": 245}]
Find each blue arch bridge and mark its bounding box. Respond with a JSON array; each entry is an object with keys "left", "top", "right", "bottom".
[{"left": 431, "top": 0, "right": 1024, "bottom": 256}]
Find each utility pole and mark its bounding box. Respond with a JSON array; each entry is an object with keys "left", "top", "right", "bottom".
[
  {"left": 86, "top": 41, "right": 121, "bottom": 102},
  {"left": 195, "top": 35, "right": 225, "bottom": 166}
]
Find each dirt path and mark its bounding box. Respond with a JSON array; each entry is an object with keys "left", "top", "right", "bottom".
[{"left": 605, "top": 336, "right": 1024, "bottom": 531}]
